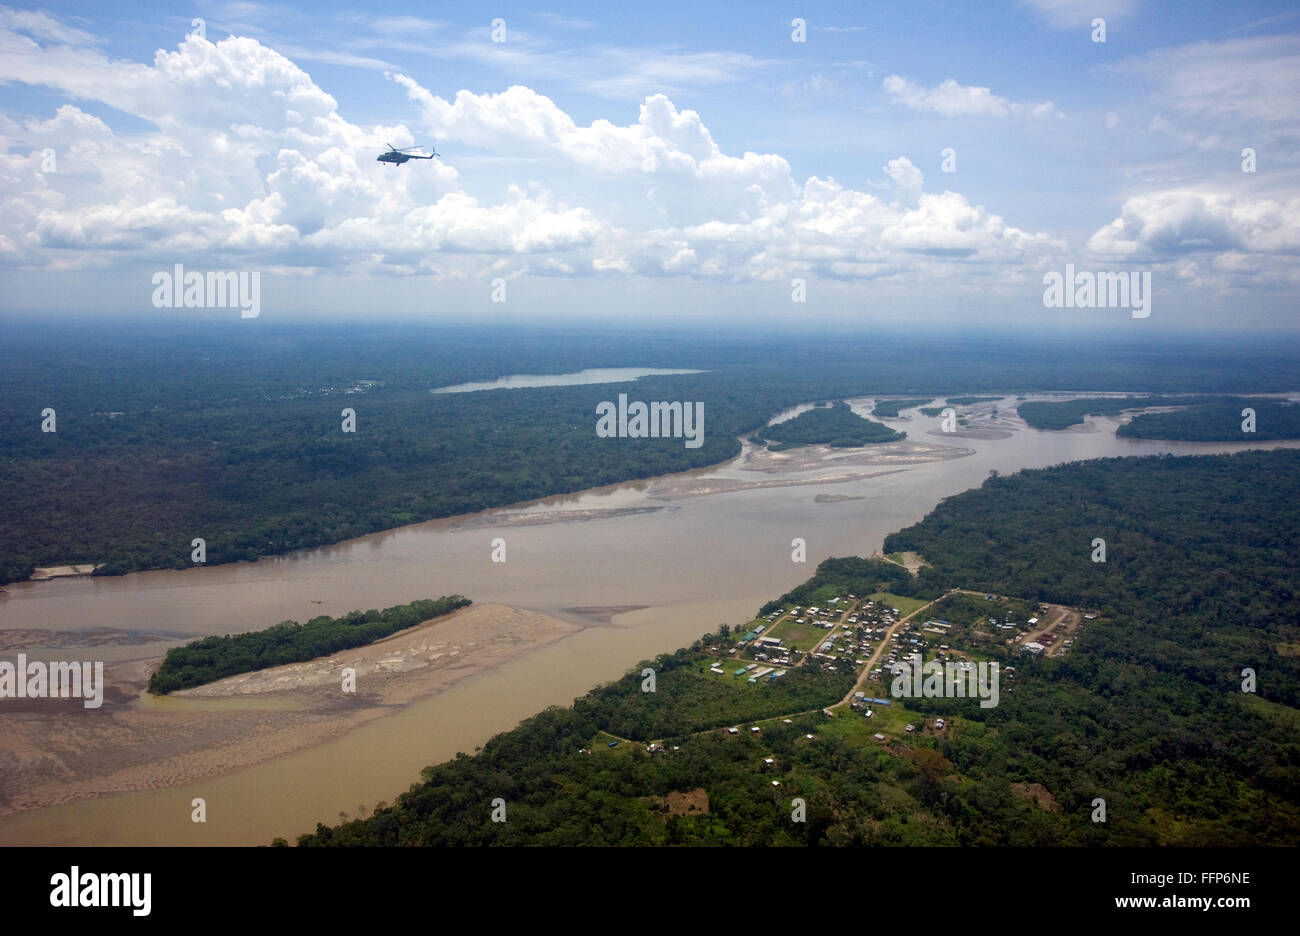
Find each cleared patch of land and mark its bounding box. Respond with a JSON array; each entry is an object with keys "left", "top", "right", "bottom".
[
  {"left": 28, "top": 565, "right": 98, "bottom": 581},
  {"left": 767, "top": 614, "right": 833, "bottom": 651},
  {"left": 867, "top": 592, "right": 929, "bottom": 617},
  {"left": 883, "top": 552, "right": 928, "bottom": 574}
]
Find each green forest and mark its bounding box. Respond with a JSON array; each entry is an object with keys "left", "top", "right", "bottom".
[
  {"left": 1118, "top": 401, "right": 1300, "bottom": 441},
  {"left": 4, "top": 323, "right": 1298, "bottom": 586},
  {"left": 296, "top": 450, "right": 1300, "bottom": 846},
  {"left": 754, "top": 401, "right": 905, "bottom": 449},
  {"left": 0, "top": 330, "right": 895, "bottom": 585},
  {"left": 148, "top": 595, "right": 470, "bottom": 694},
  {"left": 870, "top": 398, "right": 934, "bottom": 418},
  {"left": 1016, "top": 394, "right": 1262, "bottom": 430}
]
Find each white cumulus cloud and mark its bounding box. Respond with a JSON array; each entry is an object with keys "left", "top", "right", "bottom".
[{"left": 883, "top": 75, "right": 1061, "bottom": 118}]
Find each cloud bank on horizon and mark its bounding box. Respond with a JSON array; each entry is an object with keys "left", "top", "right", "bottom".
[{"left": 0, "top": 1, "right": 1297, "bottom": 328}]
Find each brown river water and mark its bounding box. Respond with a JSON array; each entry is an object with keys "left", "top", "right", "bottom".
[{"left": 2, "top": 395, "right": 1296, "bottom": 844}]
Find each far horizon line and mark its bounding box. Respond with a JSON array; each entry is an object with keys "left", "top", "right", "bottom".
[{"left": 1, "top": 311, "right": 1297, "bottom": 344}]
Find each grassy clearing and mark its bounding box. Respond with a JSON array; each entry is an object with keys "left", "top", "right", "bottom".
[
  {"left": 592, "top": 730, "right": 632, "bottom": 753},
  {"left": 698, "top": 659, "right": 758, "bottom": 684},
  {"left": 768, "top": 615, "right": 833, "bottom": 650},
  {"left": 820, "top": 701, "right": 920, "bottom": 744},
  {"left": 867, "top": 592, "right": 929, "bottom": 617}
]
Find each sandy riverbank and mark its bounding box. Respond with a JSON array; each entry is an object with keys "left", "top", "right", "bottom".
[
  {"left": 0, "top": 603, "right": 579, "bottom": 819},
  {"left": 28, "top": 565, "right": 99, "bottom": 581}
]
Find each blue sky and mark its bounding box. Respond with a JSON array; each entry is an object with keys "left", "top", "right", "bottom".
[{"left": 1, "top": 0, "right": 1298, "bottom": 332}]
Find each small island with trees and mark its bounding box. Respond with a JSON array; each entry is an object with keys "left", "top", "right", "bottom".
[
  {"left": 754, "top": 401, "right": 905, "bottom": 450},
  {"left": 148, "top": 595, "right": 471, "bottom": 694},
  {"left": 871, "top": 398, "right": 935, "bottom": 418}
]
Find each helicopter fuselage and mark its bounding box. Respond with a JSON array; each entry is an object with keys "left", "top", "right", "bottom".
[{"left": 377, "top": 152, "right": 433, "bottom": 165}]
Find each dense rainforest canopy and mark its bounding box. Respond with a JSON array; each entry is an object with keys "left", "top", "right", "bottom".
[
  {"left": 4, "top": 323, "right": 1297, "bottom": 585},
  {"left": 1117, "top": 400, "right": 1300, "bottom": 441},
  {"left": 1015, "top": 394, "right": 1267, "bottom": 430}
]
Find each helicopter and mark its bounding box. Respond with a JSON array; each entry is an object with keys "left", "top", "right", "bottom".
[{"left": 376, "top": 142, "right": 438, "bottom": 166}]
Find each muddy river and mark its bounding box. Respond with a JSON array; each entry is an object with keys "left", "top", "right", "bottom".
[{"left": 2, "top": 394, "right": 1296, "bottom": 844}]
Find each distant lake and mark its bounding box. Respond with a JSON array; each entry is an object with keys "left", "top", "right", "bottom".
[{"left": 432, "top": 367, "right": 705, "bottom": 393}]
